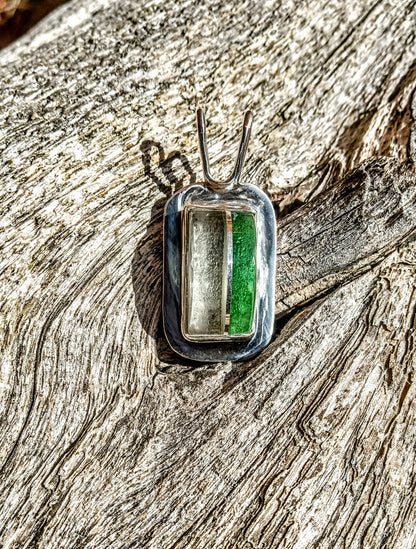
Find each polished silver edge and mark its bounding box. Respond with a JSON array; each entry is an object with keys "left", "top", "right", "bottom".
[{"left": 180, "top": 201, "right": 257, "bottom": 342}]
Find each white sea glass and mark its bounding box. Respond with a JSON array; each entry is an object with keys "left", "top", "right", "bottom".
[{"left": 186, "top": 209, "right": 228, "bottom": 336}]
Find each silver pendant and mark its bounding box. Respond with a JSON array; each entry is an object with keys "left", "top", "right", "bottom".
[{"left": 163, "top": 110, "right": 276, "bottom": 362}]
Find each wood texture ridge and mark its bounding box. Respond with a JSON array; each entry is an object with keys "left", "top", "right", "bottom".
[{"left": 1, "top": 0, "right": 416, "bottom": 547}]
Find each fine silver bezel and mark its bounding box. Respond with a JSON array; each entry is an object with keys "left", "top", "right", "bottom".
[{"left": 180, "top": 201, "right": 257, "bottom": 343}]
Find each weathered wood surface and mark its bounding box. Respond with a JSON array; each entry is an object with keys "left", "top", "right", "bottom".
[
  {"left": 0, "top": 1, "right": 69, "bottom": 49},
  {"left": 1, "top": 1, "right": 416, "bottom": 547}
]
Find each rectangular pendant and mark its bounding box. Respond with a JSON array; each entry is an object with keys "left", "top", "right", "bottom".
[
  {"left": 163, "top": 183, "right": 276, "bottom": 362},
  {"left": 182, "top": 203, "right": 257, "bottom": 341},
  {"left": 163, "top": 109, "right": 276, "bottom": 362}
]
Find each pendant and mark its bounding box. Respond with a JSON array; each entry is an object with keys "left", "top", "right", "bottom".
[{"left": 163, "top": 109, "right": 276, "bottom": 362}]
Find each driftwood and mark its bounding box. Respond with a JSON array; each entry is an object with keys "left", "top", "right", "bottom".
[
  {"left": 0, "top": 1, "right": 69, "bottom": 49},
  {"left": 1, "top": 0, "right": 416, "bottom": 547}
]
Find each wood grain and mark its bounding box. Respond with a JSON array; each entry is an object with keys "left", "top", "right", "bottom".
[
  {"left": 0, "top": 1, "right": 69, "bottom": 48},
  {"left": 1, "top": 0, "right": 416, "bottom": 547}
]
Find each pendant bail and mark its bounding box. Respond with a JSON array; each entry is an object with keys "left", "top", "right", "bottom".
[{"left": 196, "top": 109, "right": 253, "bottom": 192}]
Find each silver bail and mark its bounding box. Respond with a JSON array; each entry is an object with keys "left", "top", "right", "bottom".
[{"left": 196, "top": 109, "right": 253, "bottom": 192}]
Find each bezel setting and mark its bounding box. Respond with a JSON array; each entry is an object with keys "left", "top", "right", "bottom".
[
  {"left": 181, "top": 201, "right": 257, "bottom": 343},
  {"left": 163, "top": 183, "right": 276, "bottom": 362}
]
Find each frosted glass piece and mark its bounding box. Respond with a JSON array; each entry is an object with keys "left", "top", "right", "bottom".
[
  {"left": 229, "top": 211, "right": 257, "bottom": 335},
  {"left": 186, "top": 209, "right": 228, "bottom": 336}
]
